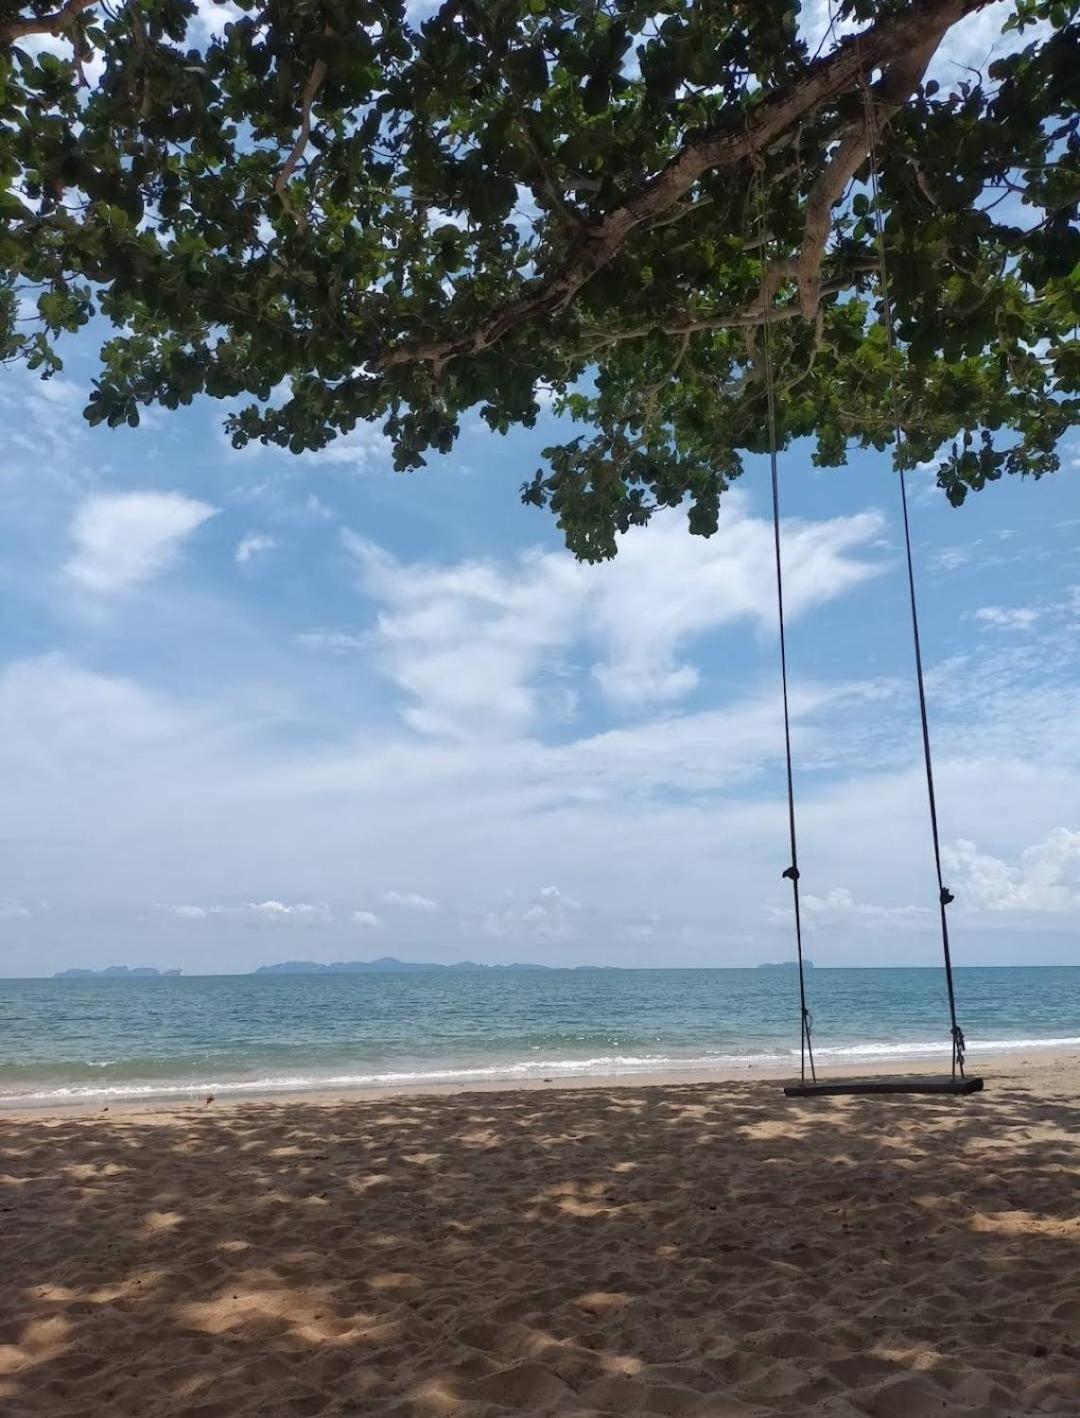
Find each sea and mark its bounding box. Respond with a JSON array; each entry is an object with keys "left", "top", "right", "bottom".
[{"left": 1, "top": 966, "right": 1078, "bottom": 1107}]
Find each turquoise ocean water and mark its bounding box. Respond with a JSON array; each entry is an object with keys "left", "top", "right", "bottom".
[{"left": 1, "top": 967, "right": 1078, "bottom": 1106}]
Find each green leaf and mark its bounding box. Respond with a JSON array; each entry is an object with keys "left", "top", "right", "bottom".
[
  {"left": 0, "top": 0, "right": 1072, "bottom": 561},
  {"left": 582, "top": 72, "right": 610, "bottom": 115}
]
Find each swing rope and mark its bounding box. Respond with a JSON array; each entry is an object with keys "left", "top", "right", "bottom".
[
  {"left": 859, "top": 67, "right": 966, "bottom": 1078},
  {"left": 754, "top": 50, "right": 968, "bottom": 1086},
  {"left": 755, "top": 160, "right": 816, "bottom": 1086}
]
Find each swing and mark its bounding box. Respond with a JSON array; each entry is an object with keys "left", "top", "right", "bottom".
[{"left": 751, "top": 76, "right": 984, "bottom": 1101}]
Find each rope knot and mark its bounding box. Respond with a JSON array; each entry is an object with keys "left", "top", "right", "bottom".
[
  {"left": 952, "top": 1023, "right": 966, "bottom": 1070},
  {"left": 782, "top": 865, "right": 800, "bottom": 882},
  {"left": 940, "top": 887, "right": 954, "bottom": 907}
]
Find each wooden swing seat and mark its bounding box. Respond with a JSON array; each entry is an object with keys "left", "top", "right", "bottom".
[{"left": 785, "top": 1075, "right": 984, "bottom": 1098}]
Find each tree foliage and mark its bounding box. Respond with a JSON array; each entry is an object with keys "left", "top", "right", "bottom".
[{"left": 1, "top": 0, "right": 1078, "bottom": 558}]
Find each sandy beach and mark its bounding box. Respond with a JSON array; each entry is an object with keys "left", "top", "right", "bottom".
[{"left": 2, "top": 1056, "right": 1078, "bottom": 1416}]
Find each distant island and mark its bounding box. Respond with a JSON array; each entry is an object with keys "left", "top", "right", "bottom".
[
  {"left": 54, "top": 966, "right": 182, "bottom": 979},
  {"left": 252, "top": 957, "right": 615, "bottom": 975},
  {"left": 756, "top": 960, "right": 814, "bottom": 970}
]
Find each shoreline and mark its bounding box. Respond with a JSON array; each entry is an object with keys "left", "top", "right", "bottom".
[{"left": 4, "top": 1043, "right": 1076, "bottom": 1120}]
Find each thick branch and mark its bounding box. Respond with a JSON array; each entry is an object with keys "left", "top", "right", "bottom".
[
  {"left": 797, "top": 33, "right": 944, "bottom": 315},
  {"left": 375, "top": 0, "right": 989, "bottom": 373},
  {"left": 274, "top": 51, "right": 329, "bottom": 227},
  {"left": 1, "top": 0, "right": 95, "bottom": 41}
]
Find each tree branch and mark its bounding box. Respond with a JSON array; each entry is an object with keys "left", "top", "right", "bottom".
[
  {"left": 574, "top": 271, "right": 863, "bottom": 357},
  {"left": 374, "top": 0, "right": 989, "bottom": 373},
  {"left": 797, "top": 33, "right": 944, "bottom": 316},
  {"left": 647, "top": 196, "right": 714, "bottom": 233},
  {"left": 780, "top": 305, "right": 827, "bottom": 395},
  {"left": 0, "top": 0, "right": 96, "bottom": 42},
  {"left": 274, "top": 46, "right": 329, "bottom": 228},
  {"left": 638, "top": 330, "right": 692, "bottom": 425},
  {"left": 126, "top": 0, "right": 152, "bottom": 115}
]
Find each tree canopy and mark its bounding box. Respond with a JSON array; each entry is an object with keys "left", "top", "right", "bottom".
[{"left": 2, "top": 0, "right": 1078, "bottom": 558}]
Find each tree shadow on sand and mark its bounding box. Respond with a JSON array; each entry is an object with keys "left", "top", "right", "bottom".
[{"left": 2, "top": 1069, "right": 1079, "bottom": 1416}]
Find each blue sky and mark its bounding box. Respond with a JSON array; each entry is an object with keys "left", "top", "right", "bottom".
[{"left": 0, "top": 0, "right": 1077, "bottom": 976}]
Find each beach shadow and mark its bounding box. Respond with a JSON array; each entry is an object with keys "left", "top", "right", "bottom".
[{"left": 2, "top": 1069, "right": 1078, "bottom": 1415}]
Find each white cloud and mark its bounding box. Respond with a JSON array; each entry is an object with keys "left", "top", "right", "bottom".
[
  {"left": 66, "top": 492, "right": 216, "bottom": 594},
  {"left": 539, "top": 884, "right": 579, "bottom": 907},
  {"left": 778, "top": 887, "right": 929, "bottom": 931},
  {"left": 425, "top": 206, "right": 469, "bottom": 235},
  {"left": 293, "top": 628, "right": 366, "bottom": 654},
  {"left": 31, "top": 377, "right": 82, "bottom": 408},
  {"left": 160, "top": 900, "right": 336, "bottom": 924},
  {"left": 309, "top": 423, "right": 390, "bottom": 471},
  {"left": 235, "top": 533, "right": 277, "bottom": 565},
  {"left": 0, "top": 655, "right": 212, "bottom": 775},
  {"left": 944, "top": 830, "right": 1080, "bottom": 914},
  {"left": 975, "top": 606, "right": 1040, "bottom": 631},
  {"left": 346, "top": 496, "right": 884, "bottom": 738},
  {"left": 0, "top": 641, "right": 1076, "bottom": 974},
  {"left": 304, "top": 494, "right": 335, "bottom": 520},
  {"left": 246, "top": 900, "right": 332, "bottom": 924},
  {"left": 481, "top": 885, "right": 583, "bottom": 943},
  {"left": 0, "top": 899, "right": 31, "bottom": 920},
  {"left": 352, "top": 910, "right": 381, "bottom": 927},
  {"left": 625, "top": 921, "right": 657, "bottom": 942},
  {"left": 933, "top": 546, "right": 973, "bottom": 573},
  {"left": 527, "top": 679, "right": 893, "bottom": 800},
  {"left": 3, "top": 447, "right": 1078, "bottom": 978},
  {"left": 348, "top": 534, "right": 581, "bottom": 740},
  {"left": 585, "top": 502, "right": 884, "bottom": 707},
  {"left": 382, "top": 891, "right": 439, "bottom": 912}
]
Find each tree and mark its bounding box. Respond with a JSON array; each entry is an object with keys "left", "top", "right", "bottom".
[{"left": 1, "top": 0, "right": 1077, "bottom": 559}]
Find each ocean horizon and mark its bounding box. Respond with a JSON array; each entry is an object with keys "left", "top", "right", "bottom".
[{"left": 2, "top": 965, "right": 1078, "bottom": 1107}]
